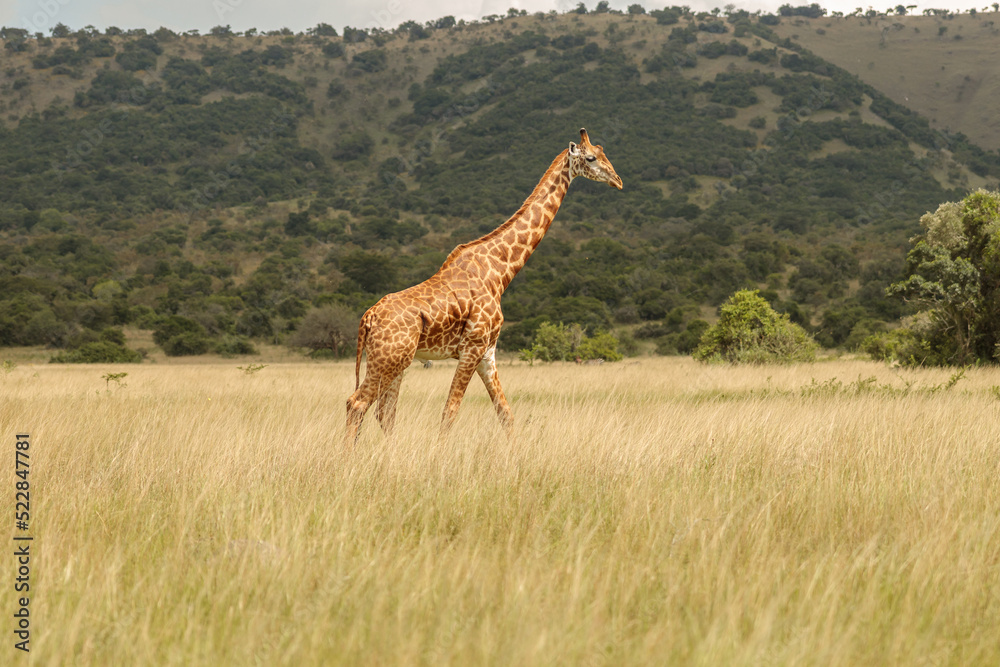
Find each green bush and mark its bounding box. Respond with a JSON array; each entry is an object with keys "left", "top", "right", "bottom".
[
  {"left": 577, "top": 331, "right": 622, "bottom": 361},
  {"left": 885, "top": 189, "right": 1000, "bottom": 365},
  {"left": 859, "top": 313, "right": 946, "bottom": 366},
  {"left": 677, "top": 319, "right": 710, "bottom": 353},
  {"left": 519, "top": 322, "right": 622, "bottom": 362},
  {"left": 161, "top": 331, "right": 211, "bottom": 356},
  {"left": 351, "top": 49, "right": 387, "bottom": 73},
  {"left": 332, "top": 132, "right": 374, "bottom": 160},
  {"left": 860, "top": 328, "right": 923, "bottom": 364},
  {"left": 115, "top": 39, "right": 160, "bottom": 71},
  {"left": 214, "top": 336, "right": 258, "bottom": 357},
  {"left": 322, "top": 42, "right": 345, "bottom": 59},
  {"left": 50, "top": 341, "right": 142, "bottom": 363},
  {"left": 694, "top": 289, "right": 818, "bottom": 364},
  {"left": 100, "top": 327, "right": 127, "bottom": 346},
  {"left": 499, "top": 316, "right": 547, "bottom": 352},
  {"left": 530, "top": 322, "right": 575, "bottom": 362},
  {"left": 153, "top": 315, "right": 205, "bottom": 347}
]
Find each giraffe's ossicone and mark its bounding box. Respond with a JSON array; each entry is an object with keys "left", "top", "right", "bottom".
[{"left": 344, "top": 128, "right": 623, "bottom": 446}]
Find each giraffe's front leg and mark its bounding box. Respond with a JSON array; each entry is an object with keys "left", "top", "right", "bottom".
[
  {"left": 476, "top": 347, "right": 513, "bottom": 436},
  {"left": 440, "top": 349, "right": 485, "bottom": 436}
]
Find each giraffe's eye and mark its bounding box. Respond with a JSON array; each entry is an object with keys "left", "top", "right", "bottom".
[{"left": 586, "top": 156, "right": 596, "bottom": 162}]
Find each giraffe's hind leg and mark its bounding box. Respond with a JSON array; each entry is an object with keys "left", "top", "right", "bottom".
[
  {"left": 345, "top": 369, "right": 408, "bottom": 448},
  {"left": 345, "top": 377, "right": 380, "bottom": 449},
  {"left": 345, "top": 333, "right": 417, "bottom": 448},
  {"left": 376, "top": 374, "right": 404, "bottom": 437}
]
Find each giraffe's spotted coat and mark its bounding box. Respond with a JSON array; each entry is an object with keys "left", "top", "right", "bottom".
[{"left": 344, "top": 129, "right": 623, "bottom": 446}]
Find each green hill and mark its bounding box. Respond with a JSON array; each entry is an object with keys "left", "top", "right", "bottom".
[
  {"left": 771, "top": 9, "right": 1000, "bottom": 151},
  {"left": 1, "top": 8, "right": 999, "bottom": 360}
]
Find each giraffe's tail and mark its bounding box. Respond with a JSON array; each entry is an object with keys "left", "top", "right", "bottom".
[{"left": 354, "top": 313, "right": 370, "bottom": 391}]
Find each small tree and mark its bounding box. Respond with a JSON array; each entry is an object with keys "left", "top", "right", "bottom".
[
  {"left": 577, "top": 331, "right": 623, "bottom": 361},
  {"left": 309, "top": 23, "right": 338, "bottom": 37},
  {"left": 694, "top": 289, "right": 818, "bottom": 363},
  {"left": 338, "top": 251, "right": 397, "bottom": 293},
  {"left": 287, "top": 305, "right": 357, "bottom": 358},
  {"left": 530, "top": 322, "right": 574, "bottom": 361},
  {"left": 883, "top": 189, "right": 1000, "bottom": 365},
  {"left": 152, "top": 315, "right": 212, "bottom": 356},
  {"left": 161, "top": 331, "right": 211, "bottom": 356},
  {"left": 520, "top": 322, "right": 622, "bottom": 362}
]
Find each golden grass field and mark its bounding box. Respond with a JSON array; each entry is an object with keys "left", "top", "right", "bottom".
[{"left": 2, "top": 356, "right": 999, "bottom": 665}]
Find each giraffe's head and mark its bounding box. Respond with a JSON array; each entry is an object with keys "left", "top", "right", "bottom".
[{"left": 568, "top": 128, "right": 623, "bottom": 190}]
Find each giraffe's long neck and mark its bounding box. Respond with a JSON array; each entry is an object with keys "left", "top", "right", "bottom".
[{"left": 470, "top": 149, "right": 573, "bottom": 292}]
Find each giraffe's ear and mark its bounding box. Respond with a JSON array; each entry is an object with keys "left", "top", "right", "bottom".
[{"left": 569, "top": 141, "right": 578, "bottom": 155}]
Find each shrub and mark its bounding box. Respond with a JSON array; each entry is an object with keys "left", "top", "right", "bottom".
[
  {"left": 860, "top": 328, "right": 923, "bottom": 364},
  {"left": 332, "top": 132, "right": 374, "bottom": 161},
  {"left": 499, "top": 316, "right": 547, "bottom": 352},
  {"left": 50, "top": 341, "right": 142, "bottom": 363},
  {"left": 530, "top": 322, "right": 575, "bottom": 362},
  {"left": 694, "top": 289, "right": 818, "bottom": 364},
  {"left": 327, "top": 80, "right": 346, "bottom": 98},
  {"left": 351, "top": 49, "right": 387, "bottom": 73},
  {"left": 577, "top": 331, "right": 623, "bottom": 361},
  {"left": 161, "top": 331, "right": 211, "bottom": 356},
  {"left": 153, "top": 315, "right": 205, "bottom": 348},
  {"left": 214, "top": 336, "right": 258, "bottom": 357},
  {"left": 23, "top": 309, "right": 69, "bottom": 347},
  {"left": 80, "top": 70, "right": 147, "bottom": 106},
  {"left": 322, "top": 42, "right": 345, "bottom": 58},
  {"left": 886, "top": 189, "right": 1000, "bottom": 365},
  {"left": 115, "top": 43, "right": 158, "bottom": 71},
  {"left": 235, "top": 310, "right": 273, "bottom": 339},
  {"left": 519, "top": 323, "right": 623, "bottom": 362},
  {"left": 338, "top": 251, "right": 397, "bottom": 293},
  {"left": 677, "top": 319, "right": 710, "bottom": 353},
  {"left": 100, "top": 327, "right": 127, "bottom": 346},
  {"left": 287, "top": 305, "right": 357, "bottom": 358}
]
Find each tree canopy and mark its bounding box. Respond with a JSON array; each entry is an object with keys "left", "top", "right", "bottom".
[{"left": 876, "top": 189, "right": 1000, "bottom": 365}]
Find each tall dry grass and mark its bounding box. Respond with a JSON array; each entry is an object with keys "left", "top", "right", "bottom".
[{"left": 2, "top": 357, "right": 999, "bottom": 665}]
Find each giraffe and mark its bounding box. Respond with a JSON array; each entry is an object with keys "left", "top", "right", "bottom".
[{"left": 344, "top": 128, "right": 623, "bottom": 446}]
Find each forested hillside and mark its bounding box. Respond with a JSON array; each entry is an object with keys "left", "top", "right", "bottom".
[
  {"left": 2, "top": 6, "right": 999, "bottom": 360},
  {"left": 771, "top": 9, "right": 1000, "bottom": 151}
]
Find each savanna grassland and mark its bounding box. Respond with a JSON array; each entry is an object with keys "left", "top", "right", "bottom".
[{"left": 2, "top": 356, "right": 999, "bottom": 665}]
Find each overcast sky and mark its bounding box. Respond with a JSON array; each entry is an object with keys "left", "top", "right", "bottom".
[{"left": 0, "top": 0, "right": 985, "bottom": 35}]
